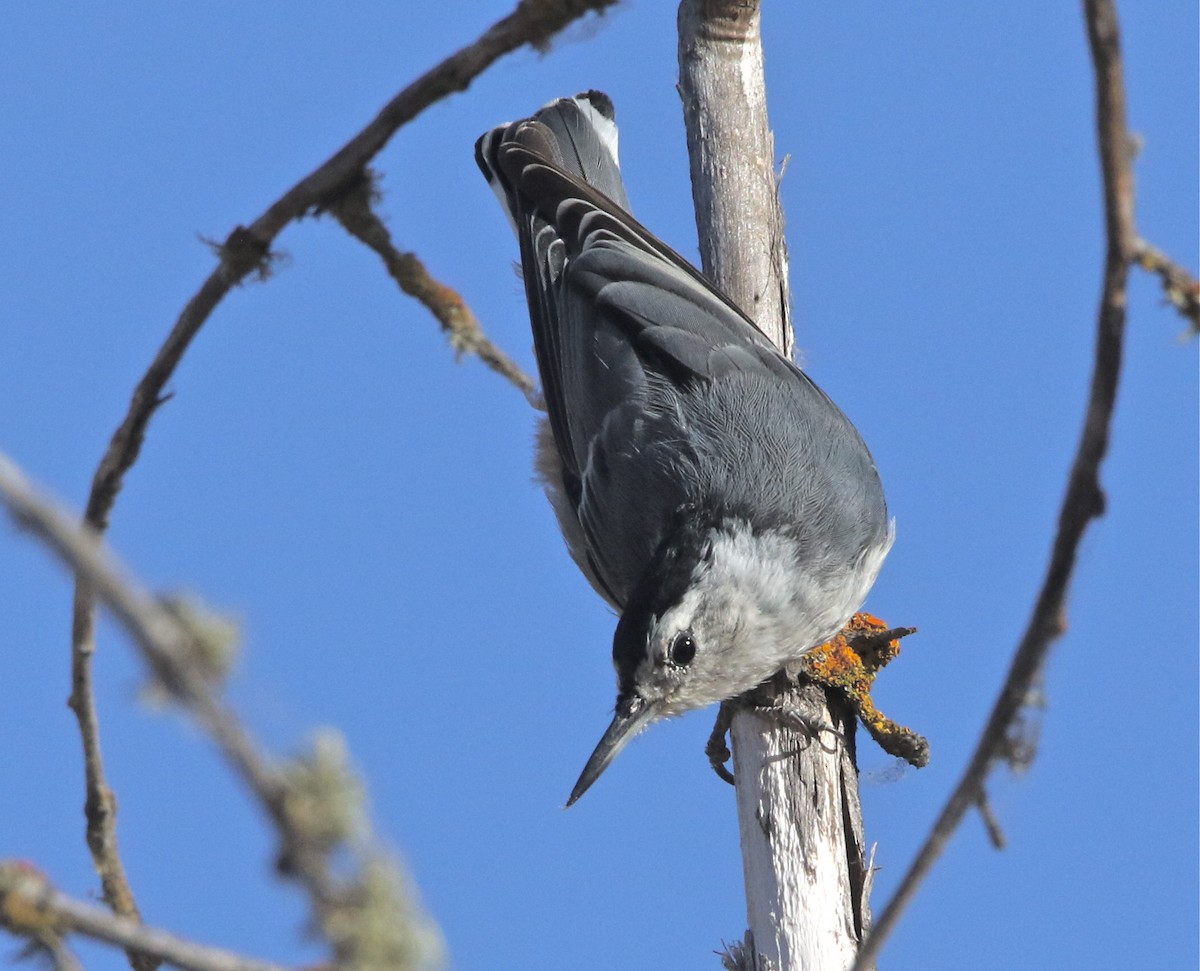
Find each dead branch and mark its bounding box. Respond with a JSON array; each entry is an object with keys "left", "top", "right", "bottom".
[
  {"left": 851, "top": 1, "right": 1138, "bottom": 965},
  {"left": 0, "top": 862, "right": 289, "bottom": 971},
  {"left": 678, "top": 1, "right": 874, "bottom": 967},
  {"left": 328, "top": 171, "right": 537, "bottom": 402},
  {"left": 63, "top": 0, "right": 615, "bottom": 953},
  {"left": 2, "top": 453, "right": 342, "bottom": 920},
  {"left": 0, "top": 453, "right": 440, "bottom": 970},
  {"left": 678, "top": 0, "right": 791, "bottom": 352}
]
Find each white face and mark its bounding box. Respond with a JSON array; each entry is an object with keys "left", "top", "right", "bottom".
[{"left": 627, "top": 526, "right": 890, "bottom": 718}]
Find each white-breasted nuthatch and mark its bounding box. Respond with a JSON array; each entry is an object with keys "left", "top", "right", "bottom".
[{"left": 476, "top": 92, "right": 893, "bottom": 805}]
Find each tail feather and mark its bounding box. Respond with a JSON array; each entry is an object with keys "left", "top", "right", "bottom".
[{"left": 474, "top": 90, "right": 629, "bottom": 235}]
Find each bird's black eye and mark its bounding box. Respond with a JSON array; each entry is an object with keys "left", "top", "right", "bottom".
[{"left": 670, "top": 630, "right": 696, "bottom": 666}]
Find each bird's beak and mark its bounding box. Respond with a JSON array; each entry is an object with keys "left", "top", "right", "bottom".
[{"left": 566, "top": 693, "right": 658, "bottom": 807}]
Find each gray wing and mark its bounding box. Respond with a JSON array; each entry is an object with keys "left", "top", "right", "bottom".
[
  {"left": 559, "top": 234, "right": 889, "bottom": 598},
  {"left": 477, "top": 95, "right": 888, "bottom": 605}
]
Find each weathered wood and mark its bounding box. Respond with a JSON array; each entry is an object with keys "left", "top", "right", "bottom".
[
  {"left": 677, "top": 0, "right": 792, "bottom": 355},
  {"left": 677, "top": 2, "right": 870, "bottom": 968}
]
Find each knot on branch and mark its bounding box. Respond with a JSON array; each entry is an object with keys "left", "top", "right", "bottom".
[
  {"left": 322, "top": 857, "right": 444, "bottom": 971},
  {"left": 203, "top": 226, "right": 281, "bottom": 284},
  {"left": 268, "top": 734, "right": 444, "bottom": 971}
]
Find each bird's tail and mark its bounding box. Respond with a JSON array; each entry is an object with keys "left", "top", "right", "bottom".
[{"left": 474, "top": 90, "right": 630, "bottom": 233}]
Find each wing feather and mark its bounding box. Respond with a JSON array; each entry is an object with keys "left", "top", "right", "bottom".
[{"left": 476, "top": 94, "right": 888, "bottom": 605}]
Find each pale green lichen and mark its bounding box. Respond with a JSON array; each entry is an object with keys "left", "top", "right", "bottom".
[
  {"left": 325, "top": 854, "right": 444, "bottom": 971},
  {"left": 282, "top": 733, "right": 444, "bottom": 969},
  {"left": 140, "top": 592, "right": 241, "bottom": 707},
  {"left": 282, "top": 729, "right": 366, "bottom": 852}
]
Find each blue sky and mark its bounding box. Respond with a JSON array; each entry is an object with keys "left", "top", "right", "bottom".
[{"left": 1, "top": 3, "right": 1195, "bottom": 970}]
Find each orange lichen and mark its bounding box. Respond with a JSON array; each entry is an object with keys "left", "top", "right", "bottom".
[{"left": 802, "top": 613, "right": 929, "bottom": 768}]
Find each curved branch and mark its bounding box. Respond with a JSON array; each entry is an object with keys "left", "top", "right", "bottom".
[
  {"left": 63, "top": 0, "right": 615, "bottom": 949},
  {"left": 1, "top": 453, "right": 440, "bottom": 969},
  {"left": 852, "top": 1, "right": 1137, "bottom": 965},
  {"left": 2, "top": 457, "right": 334, "bottom": 909}
]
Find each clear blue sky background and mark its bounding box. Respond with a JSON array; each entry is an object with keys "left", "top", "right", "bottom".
[{"left": 1, "top": 3, "right": 1195, "bottom": 970}]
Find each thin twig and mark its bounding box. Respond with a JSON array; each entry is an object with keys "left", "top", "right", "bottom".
[
  {"left": 69, "top": 579, "right": 152, "bottom": 971},
  {"left": 975, "top": 790, "right": 1007, "bottom": 850},
  {"left": 63, "top": 0, "right": 615, "bottom": 951},
  {"left": 35, "top": 934, "right": 85, "bottom": 971},
  {"left": 1132, "top": 238, "right": 1200, "bottom": 331},
  {"left": 329, "top": 172, "right": 538, "bottom": 402},
  {"left": 852, "top": 1, "right": 1137, "bottom": 965},
  {"left": 0, "top": 862, "right": 288, "bottom": 971}
]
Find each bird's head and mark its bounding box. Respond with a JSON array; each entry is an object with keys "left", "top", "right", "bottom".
[{"left": 566, "top": 510, "right": 883, "bottom": 805}]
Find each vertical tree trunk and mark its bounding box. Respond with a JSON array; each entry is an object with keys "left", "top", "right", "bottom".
[
  {"left": 677, "top": 0, "right": 791, "bottom": 353},
  {"left": 677, "top": 3, "right": 871, "bottom": 968}
]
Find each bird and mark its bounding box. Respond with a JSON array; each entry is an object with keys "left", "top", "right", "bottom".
[{"left": 475, "top": 91, "right": 893, "bottom": 805}]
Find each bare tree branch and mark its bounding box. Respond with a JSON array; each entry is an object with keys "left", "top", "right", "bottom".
[
  {"left": 0, "top": 454, "right": 440, "bottom": 970},
  {"left": 62, "top": 0, "right": 615, "bottom": 952},
  {"left": 678, "top": 0, "right": 791, "bottom": 353},
  {"left": 1, "top": 455, "right": 336, "bottom": 905},
  {"left": 851, "top": 1, "right": 1138, "bottom": 965},
  {"left": 328, "top": 171, "right": 538, "bottom": 402},
  {"left": 69, "top": 581, "right": 154, "bottom": 971},
  {"left": 678, "top": 2, "right": 876, "bottom": 968},
  {"left": 0, "top": 862, "right": 289, "bottom": 971}
]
